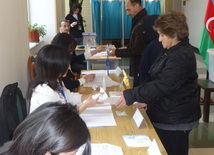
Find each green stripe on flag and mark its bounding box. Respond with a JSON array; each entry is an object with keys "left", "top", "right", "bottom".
[{"left": 199, "top": 26, "right": 214, "bottom": 70}]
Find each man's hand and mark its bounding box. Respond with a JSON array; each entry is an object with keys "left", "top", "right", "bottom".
[
  {"left": 90, "top": 46, "right": 107, "bottom": 55},
  {"left": 115, "top": 94, "right": 127, "bottom": 109},
  {"left": 133, "top": 102, "right": 147, "bottom": 110},
  {"left": 84, "top": 74, "right": 95, "bottom": 82},
  {"left": 108, "top": 48, "right": 116, "bottom": 56},
  {"left": 118, "top": 46, "right": 127, "bottom": 49}
]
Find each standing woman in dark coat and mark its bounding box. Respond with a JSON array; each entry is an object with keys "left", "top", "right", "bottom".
[
  {"left": 115, "top": 11, "right": 201, "bottom": 155},
  {"left": 66, "top": 3, "right": 84, "bottom": 45}
]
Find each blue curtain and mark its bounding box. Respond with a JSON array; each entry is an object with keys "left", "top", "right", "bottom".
[
  {"left": 102, "top": 1, "right": 122, "bottom": 39},
  {"left": 91, "top": 0, "right": 160, "bottom": 42},
  {"left": 91, "top": 0, "right": 131, "bottom": 42},
  {"left": 91, "top": 0, "right": 101, "bottom": 42},
  {"left": 144, "top": 0, "right": 161, "bottom": 15}
]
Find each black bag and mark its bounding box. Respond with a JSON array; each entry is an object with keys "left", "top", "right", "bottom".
[{"left": 0, "top": 82, "right": 27, "bottom": 146}]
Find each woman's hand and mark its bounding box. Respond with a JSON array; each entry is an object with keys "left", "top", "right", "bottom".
[
  {"left": 71, "top": 21, "right": 78, "bottom": 27},
  {"left": 84, "top": 74, "right": 95, "bottom": 82},
  {"left": 84, "top": 94, "right": 101, "bottom": 107},
  {"left": 79, "top": 94, "right": 102, "bottom": 113}
]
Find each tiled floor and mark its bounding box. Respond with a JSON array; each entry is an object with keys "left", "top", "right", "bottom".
[
  {"left": 118, "top": 53, "right": 214, "bottom": 155},
  {"left": 188, "top": 54, "right": 214, "bottom": 155}
]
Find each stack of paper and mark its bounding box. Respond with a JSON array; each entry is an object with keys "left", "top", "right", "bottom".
[
  {"left": 82, "top": 70, "right": 107, "bottom": 76},
  {"left": 102, "top": 91, "right": 121, "bottom": 105},
  {"left": 80, "top": 102, "right": 117, "bottom": 127},
  {"left": 91, "top": 143, "right": 123, "bottom": 155},
  {"left": 82, "top": 67, "right": 122, "bottom": 76}
]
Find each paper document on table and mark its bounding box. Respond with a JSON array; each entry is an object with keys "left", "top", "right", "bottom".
[
  {"left": 82, "top": 70, "right": 107, "bottom": 76},
  {"left": 83, "top": 75, "right": 119, "bottom": 87},
  {"left": 82, "top": 67, "right": 122, "bottom": 76},
  {"left": 102, "top": 91, "right": 121, "bottom": 105},
  {"left": 80, "top": 102, "right": 117, "bottom": 127},
  {"left": 91, "top": 143, "right": 123, "bottom": 155},
  {"left": 123, "top": 135, "right": 152, "bottom": 147},
  {"left": 93, "top": 51, "right": 107, "bottom": 56},
  {"left": 109, "top": 67, "right": 122, "bottom": 76}
]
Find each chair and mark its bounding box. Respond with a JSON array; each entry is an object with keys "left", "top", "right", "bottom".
[{"left": 27, "top": 56, "right": 35, "bottom": 80}]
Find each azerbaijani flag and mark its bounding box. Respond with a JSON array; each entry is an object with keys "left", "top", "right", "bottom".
[{"left": 199, "top": 0, "right": 214, "bottom": 70}]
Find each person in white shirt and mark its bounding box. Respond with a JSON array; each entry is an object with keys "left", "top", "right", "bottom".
[{"left": 27, "top": 44, "right": 100, "bottom": 113}]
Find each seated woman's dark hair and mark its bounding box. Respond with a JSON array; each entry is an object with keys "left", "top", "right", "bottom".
[
  {"left": 2, "top": 102, "right": 91, "bottom": 155},
  {"left": 52, "top": 33, "right": 77, "bottom": 54},
  {"left": 26, "top": 44, "right": 71, "bottom": 100}
]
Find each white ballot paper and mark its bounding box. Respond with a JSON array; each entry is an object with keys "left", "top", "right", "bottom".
[
  {"left": 99, "top": 87, "right": 109, "bottom": 101},
  {"left": 103, "top": 91, "right": 121, "bottom": 105},
  {"left": 123, "top": 135, "right": 152, "bottom": 147},
  {"left": 80, "top": 102, "right": 117, "bottom": 127},
  {"left": 91, "top": 143, "right": 123, "bottom": 155}
]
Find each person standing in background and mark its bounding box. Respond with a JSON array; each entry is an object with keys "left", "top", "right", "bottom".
[
  {"left": 66, "top": 3, "right": 84, "bottom": 45},
  {"left": 108, "top": 0, "right": 148, "bottom": 87}
]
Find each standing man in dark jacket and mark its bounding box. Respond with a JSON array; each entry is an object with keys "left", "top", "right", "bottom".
[
  {"left": 139, "top": 15, "right": 163, "bottom": 86},
  {"left": 108, "top": 0, "right": 148, "bottom": 87}
]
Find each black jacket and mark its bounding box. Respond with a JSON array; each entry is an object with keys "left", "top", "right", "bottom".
[
  {"left": 138, "top": 15, "right": 163, "bottom": 85},
  {"left": 115, "top": 9, "right": 148, "bottom": 77},
  {"left": 65, "top": 14, "right": 85, "bottom": 38},
  {"left": 124, "top": 40, "right": 201, "bottom": 125},
  {"left": 62, "top": 70, "right": 80, "bottom": 92}
]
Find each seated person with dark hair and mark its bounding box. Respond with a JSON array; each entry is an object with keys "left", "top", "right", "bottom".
[
  {"left": 2, "top": 102, "right": 91, "bottom": 155},
  {"left": 52, "top": 31, "right": 106, "bottom": 92}
]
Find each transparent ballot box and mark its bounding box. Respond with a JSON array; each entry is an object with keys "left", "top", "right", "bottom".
[{"left": 82, "top": 32, "right": 97, "bottom": 47}]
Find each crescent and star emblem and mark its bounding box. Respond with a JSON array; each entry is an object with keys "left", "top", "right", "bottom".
[{"left": 206, "top": 17, "right": 214, "bottom": 32}]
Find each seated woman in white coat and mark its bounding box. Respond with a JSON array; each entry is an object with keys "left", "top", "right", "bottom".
[{"left": 26, "top": 44, "right": 100, "bottom": 113}]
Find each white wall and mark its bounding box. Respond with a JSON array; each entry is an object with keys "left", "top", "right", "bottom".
[
  {"left": 0, "top": 0, "right": 29, "bottom": 95},
  {"left": 28, "top": 0, "right": 57, "bottom": 46},
  {"left": 82, "top": 0, "right": 92, "bottom": 32},
  {"left": 183, "top": 0, "right": 208, "bottom": 48},
  {"left": 0, "top": 0, "right": 62, "bottom": 95}
]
